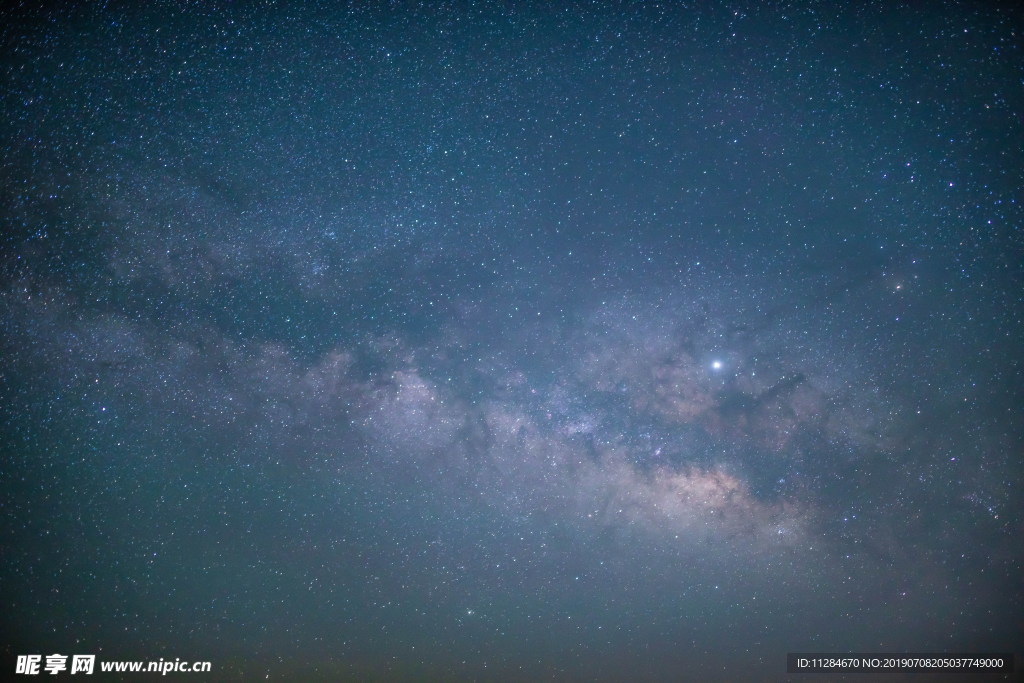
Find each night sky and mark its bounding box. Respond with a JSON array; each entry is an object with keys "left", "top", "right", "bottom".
[{"left": 2, "top": 1, "right": 1022, "bottom": 680}]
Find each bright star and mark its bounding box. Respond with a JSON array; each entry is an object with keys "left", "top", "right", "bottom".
[{"left": 711, "top": 360, "right": 723, "bottom": 370}]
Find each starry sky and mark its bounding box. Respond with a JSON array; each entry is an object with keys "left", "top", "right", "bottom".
[{"left": 2, "top": 1, "right": 1022, "bottom": 680}]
